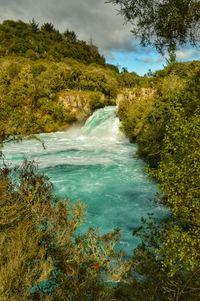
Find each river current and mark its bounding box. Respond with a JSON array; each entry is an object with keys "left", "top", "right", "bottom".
[{"left": 3, "top": 106, "right": 165, "bottom": 255}]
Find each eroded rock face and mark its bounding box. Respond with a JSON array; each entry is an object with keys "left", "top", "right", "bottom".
[
  {"left": 58, "top": 90, "right": 105, "bottom": 122},
  {"left": 116, "top": 88, "right": 155, "bottom": 105},
  {"left": 59, "top": 88, "right": 155, "bottom": 123},
  {"left": 60, "top": 93, "right": 89, "bottom": 116}
]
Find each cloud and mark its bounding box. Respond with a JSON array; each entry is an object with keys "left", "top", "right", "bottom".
[
  {"left": 176, "top": 49, "right": 200, "bottom": 60},
  {"left": 0, "top": 0, "right": 136, "bottom": 52},
  {"left": 136, "top": 56, "right": 163, "bottom": 64},
  {"left": 135, "top": 47, "right": 200, "bottom": 64}
]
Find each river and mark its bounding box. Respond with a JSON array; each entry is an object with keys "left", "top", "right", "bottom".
[{"left": 2, "top": 106, "right": 165, "bottom": 255}]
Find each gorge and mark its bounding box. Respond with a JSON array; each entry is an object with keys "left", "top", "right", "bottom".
[{"left": 2, "top": 106, "right": 165, "bottom": 255}]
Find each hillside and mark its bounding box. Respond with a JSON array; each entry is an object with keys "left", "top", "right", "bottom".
[
  {"left": 0, "top": 56, "right": 119, "bottom": 140},
  {"left": 0, "top": 18, "right": 200, "bottom": 301},
  {"left": 0, "top": 20, "right": 141, "bottom": 142},
  {"left": 115, "top": 60, "right": 200, "bottom": 300},
  {"left": 0, "top": 20, "right": 105, "bottom": 65}
]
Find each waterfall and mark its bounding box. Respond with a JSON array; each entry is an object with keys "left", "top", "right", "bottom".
[
  {"left": 2, "top": 106, "right": 165, "bottom": 256},
  {"left": 82, "top": 106, "right": 122, "bottom": 140}
]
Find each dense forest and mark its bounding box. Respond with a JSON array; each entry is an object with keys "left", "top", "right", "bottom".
[
  {"left": 0, "top": 20, "right": 105, "bottom": 64},
  {"left": 0, "top": 20, "right": 139, "bottom": 142},
  {"left": 116, "top": 61, "right": 200, "bottom": 300},
  {"left": 0, "top": 18, "right": 200, "bottom": 301}
]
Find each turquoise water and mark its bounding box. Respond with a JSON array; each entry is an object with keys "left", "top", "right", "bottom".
[{"left": 2, "top": 106, "right": 165, "bottom": 255}]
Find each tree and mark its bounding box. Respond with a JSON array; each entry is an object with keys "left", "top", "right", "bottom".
[
  {"left": 41, "top": 22, "right": 56, "bottom": 33},
  {"left": 115, "top": 219, "right": 200, "bottom": 301},
  {"left": 30, "top": 18, "right": 39, "bottom": 33},
  {"left": 64, "top": 29, "right": 77, "bottom": 41},
  {"left": 108, "top": 0, "right": 200, "bottom": 60}
]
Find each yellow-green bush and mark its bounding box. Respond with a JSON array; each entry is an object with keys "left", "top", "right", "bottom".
[
  {"left": 0, "top": 56, "right": 121, "bottom": 140},
  {"left": 0, "top": 161, "right": 130, "bottom": 300}
]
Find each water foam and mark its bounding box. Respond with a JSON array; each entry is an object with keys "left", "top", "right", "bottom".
[{"left": 2, "top": 106, "right": 166, "bottom": 255}]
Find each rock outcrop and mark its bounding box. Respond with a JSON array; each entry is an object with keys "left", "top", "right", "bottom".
[{"left": 58, "top": 90, "right": 105, "bottom": 122}]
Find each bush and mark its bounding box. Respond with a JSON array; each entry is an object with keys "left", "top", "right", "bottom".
[{"left": 0, "top": 161, "right": 129, "bottom": 300}]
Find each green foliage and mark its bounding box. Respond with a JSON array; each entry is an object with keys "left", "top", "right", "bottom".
[
  {"left": 1, "top": 17, "right": 199, "bottom": 300},
  {"left": 119, "top": 71, "right": 140, "bottom": 88},
  {"left": 30, "top": 19, "right": 39, "bottom": 33},
  {"left": 0, "top": 59, "right": 75, "bottom": 140},
  {"left": 115, "top": 220, "right": 200, "bottom": 301},
  {"left": 108, "top": 0, "right": 200, "bottom": 58},
  {"left": 155, "top": 111, "right": 200, "bottom": 274},
  {"left": 0, "top": 20, "right": 105, "bottom": 65},
  {"left": 118, "top": 87, "right": 156, "bottom": 142},
  {"left": 0, "top": 162, "right": 53, "bottom": 300},
  {"left": 0, "top": 19, "right": 128, "bottom": 141},
  {"left": 89, "top": 93, "right": 115, "bottom": 111},
  {"left": 0, "top": 56, "right": 121, "bottom": 140},
  {"left": 118, "top": 61, "right": 200, "bottom": 287},
  {"left": 136, "top": 97, "right": 176, "bottom": 167},
  {"left": 106, "top": 63, "right": 119, "bottom": 73},
  {"left": 155, "top": 61, "right": 200, "bottom": 78},
  {"left": 63, "top": 29, "right": 77, "bottom": 41},
  {"left": 0, "top": 161, "right": 130, "bottom": 300},
  {"left": 118, "top": 61, "right": 199, "bottom": 167},
  {"left": 63, "top": 62, "right": 119, "bottom": 98}
]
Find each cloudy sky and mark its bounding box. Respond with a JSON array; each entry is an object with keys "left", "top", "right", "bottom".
[{"left": 0, "top": 0, "right": 199, "bottom": 75}]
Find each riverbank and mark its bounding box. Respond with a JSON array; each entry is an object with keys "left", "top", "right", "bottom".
[{"left": 2, "top": 106, "right": 165, "bottom": 256}]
